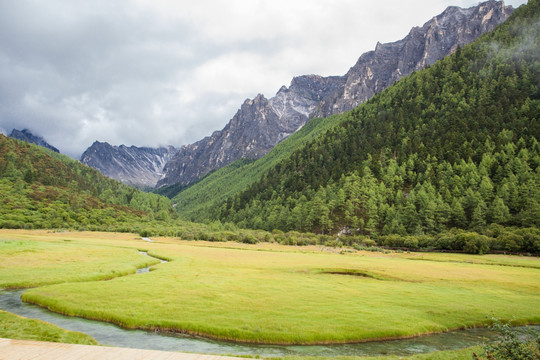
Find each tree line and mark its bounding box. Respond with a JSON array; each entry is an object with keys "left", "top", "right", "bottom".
[{"left": 211, "top": 0, "right": 540, "bottom": 252}]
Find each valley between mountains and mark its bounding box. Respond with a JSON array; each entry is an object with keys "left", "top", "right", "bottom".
[
  {"left": 1, "top": 1, "right": 539, "bottom": 359},
  {"left": 77, "top": 0, "right": 513, "bottom": 190}
]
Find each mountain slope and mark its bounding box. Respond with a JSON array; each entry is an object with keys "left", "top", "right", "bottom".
[
  {"left": 80, "top": 142, "right": 177, "bottom": 188},
  {"left": 0, "top": 135, "right": 172, "bottom": 230},
  {"left": 209, "top": 0, "right": 540, "bottom": 237},
  {"left": 167, "top": 113, "right": 346, "bottom": 218},
  {"left": 157, "top": 75, "right": 345, "bottom": 187},
  {"left": 312, "top": 1, "right": 514, "bottom": 118},
  {"left": 158, "top": 0, "right": 513, "bottom": 189},
  {"left": 9, "top": 129, "right": 59, "bottom": 153},
  {"left": 169, "top": 0, "right": 516, "bottom": 219}
]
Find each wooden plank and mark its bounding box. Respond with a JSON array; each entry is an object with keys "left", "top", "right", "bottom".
[{"left": 0, "top": 338, "right": 255, "bottom": 360}]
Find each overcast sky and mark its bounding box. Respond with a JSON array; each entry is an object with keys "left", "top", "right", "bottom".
[{"left": 0, "top": 0, "right": 527, "bottom": 157}]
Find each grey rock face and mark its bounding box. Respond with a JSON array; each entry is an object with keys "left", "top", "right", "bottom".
[
  {"left": 312, "top": 0, "right": 513, "bottom": 117},
  {"left": 81, "top": 141, "right": 177, "bottom": 188},
  {"left": 157, "top": 75, "right": 345, "bottom": 187},
  {"left": 158, "top": 0, "right": 512, "bottom": 188},
  {"left": 9, "top": 129, "right": 59, "bottom": 153}
]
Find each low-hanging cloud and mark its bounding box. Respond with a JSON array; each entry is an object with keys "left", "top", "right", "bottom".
[{"left": 0, "top": 0, "right": 527, "bottom": 157}]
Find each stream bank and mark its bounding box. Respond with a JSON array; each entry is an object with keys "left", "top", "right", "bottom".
[{"left": 0, "top": 290, "right": 525, "bottom": 357}]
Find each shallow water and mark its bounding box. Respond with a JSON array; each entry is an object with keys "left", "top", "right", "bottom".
[
  {"left": 0, "top": 289, "right": 527, "bottom": 357},
  {"left": 136, "top": 251, "right": 167, "bottom": 273}
]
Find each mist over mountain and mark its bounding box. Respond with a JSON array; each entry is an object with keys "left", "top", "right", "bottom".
[{"left": 9, "top": 129, "right": 59, "bottom": 153}]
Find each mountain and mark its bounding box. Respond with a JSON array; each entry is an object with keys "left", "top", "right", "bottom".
[
  {"left": 9, "top": 129, "right": 59, "bottom": 153},
  {"left": 0, "top": 134, "right": 172, "bottom": 230},
  {"left": 213, "top": 0, "right": 540, "bottom": 237},
  {"left": 311, "top": 0, "right": 514, "bottom": 118},
  {"left": 80, "top": 142, "right": 177, "bottom": 188},
  {"left": 156, "top": 75, "right": 345, "bottom": 187},
  {"left": 158, "top": 0, "right": 513, "bottom": 188}
]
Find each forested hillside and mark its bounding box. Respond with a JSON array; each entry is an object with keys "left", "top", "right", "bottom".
[
  {"left": 166, "top": 113, "right": 346, "bottom": 218},
  {"left": 210, "top": 1, "right": 539, "bottom": 244},
  {"left": 0, "top": 134, "right": 316, "bottom": 245},
  {"left": 0, "top": 135, "right": 172, "bottom": 229}
]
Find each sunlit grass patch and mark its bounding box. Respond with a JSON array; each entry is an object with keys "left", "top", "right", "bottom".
[
  {"left": 0, "top": 310, "right": 98, "bottom": 345},
  {"left": 0, "top": 230, "right": 160, "bottom": 289},
  {"left": 9, "top": 230, "right": 538, "bottom": 345}
]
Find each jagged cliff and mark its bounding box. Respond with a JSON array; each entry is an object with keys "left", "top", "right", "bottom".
[
  {"left": 80, "top": 142, "right": 177, "bottom": 188},
  {"left": 157, "top": 75, "right": 345, "bottom": 187},
  {"left": 158, "top": 1, "right": 513, "bottom": 188},
  {"left": 312, "top": 0, "right": 513, "bottom": 117}
]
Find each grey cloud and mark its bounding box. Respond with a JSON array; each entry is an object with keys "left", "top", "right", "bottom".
[{"left": 0, "top": 0, "right": 528, "bottom": 158}]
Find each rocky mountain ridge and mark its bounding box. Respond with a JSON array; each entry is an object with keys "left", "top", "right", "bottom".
[
  {"left": 9, "top": 129, "right": 59, "bottom": 153},
  {"left": 80, "top": 142, "right": 177, "bottom": 188},
  {"left": 156, "top": 75, "right": 345, "bottom": 187},
  {"left": 312, "top": 1, "right": 514, "bottom": 117},
  {"left": 157, "top": 0, "right": 513, "bottom": 188}
]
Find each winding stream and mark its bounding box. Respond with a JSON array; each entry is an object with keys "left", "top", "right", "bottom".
[
  {"left": 0, "top": 250, "right": 533, "bottom": 357},
  {"left": 0, "top": 289, "right": 520, "bottom": 357},
  {"left": 136, "top": 250, "right": 167, "bottom": 273}
]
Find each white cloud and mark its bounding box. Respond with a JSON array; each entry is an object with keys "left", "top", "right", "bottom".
[{"left": 0, "top": 0, "right": 528, "bottom": 157}]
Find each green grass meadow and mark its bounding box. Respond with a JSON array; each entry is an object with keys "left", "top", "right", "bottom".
[
  {"left": 0, "top": 309, "right": 98, "bottom": 344},
  {"left": 0, "top": 230, "right": 160, "bottom": 289},
  {"left": 2, "top": 230, "right": 538, "bottom": 346}
]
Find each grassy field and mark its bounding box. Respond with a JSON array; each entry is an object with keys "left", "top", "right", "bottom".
[
  {"left": 0, "top": 230, "right": 160, "bottom": 289},
  {"left": 1, "top": 230, "right": 537, "bottom": 346},
  {"left": 0, "top": 310, "right": 98, "bottom": 344}
]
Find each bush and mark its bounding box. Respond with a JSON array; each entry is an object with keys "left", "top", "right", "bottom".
[
  {"left": 196, "top": 232, "right": 209, "bottom": 241},
  {"left": 494, "top": 232, "right": 525, "bottom": 252},
  {"left": 361, "top": 238, "right": 377, "bottom": 247},
  {"left": 513, "top": 228, "right": 540, "bottom": 254},
  {"left": 240, "top": 233, "right": 258, "bottom": 244},
  {"left": 435, "top": 233, "right": 456, "bottom": 250},
  {"left": 438, "top": 232, "right": 491, "bottom": 254},
  {"left": 279, "top": 235, "right": 296, "bottom": 246},
  {"left": 379, "top": 235, "right": 418, "bottom": 249},
  {"left": 402, "top": 236, "right": 419, "bottom": 249},
  {"left": 456, "top": 232, "right": 492, "bottom": 254},
  {"left": 416, "top": 235, "right": 436, "bottom": 248},
  {"left": 474, "top": 319, "right": 539, "bottom": 360},
  {"left": 325, "top": 239, "right": 343, "bottom": 248},
  {"left": 222, "top": 231, "right": 239, "bottom": 242},
  {"left": 139, "top": 229, "right": 154, "bottom": 237}
]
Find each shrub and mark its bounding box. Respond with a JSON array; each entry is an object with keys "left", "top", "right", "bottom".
[
  {"left": 456, "top": 233, "right": 492, "bottom": 254},
  {"left": 139, "top": 229, "right": 153, "bottom": 237},
  {"left": 416, "top": 235, "right": 436, "bottom": 248},
  {"left": 435, "top": 233, "right": 456, "bottom": 250},
  {"left": 513, "top": 228, "right": 540, "bottom": 254},
  {"left": 196, "top": 232, "right": 209, "bottom": 241},
  {"left": 474, "top": 319, "right": 539, "bottom": 360},
  {"left": 379, "top": 235, "right": 418, "bottom": 249},
  {"left": 362, "top": 238, "right": 377, "bottom": 247},
  {"left": 240, "top": 233, "right": 258, "bottom": 244},
  {"left": 402, "top": 236, "right": 419, "bottom": 249},
  {"left": 279, "top": 235, "right": 296, "bottom": 246},
  {"left": 325, "top": 239, "right": 343, "bottom": 248},
  {"left": 222, "top": 231, "right": 239, "bottom": 242},
  {"left": 494, "top": 232, "right": 525, "bottom": 252}
]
